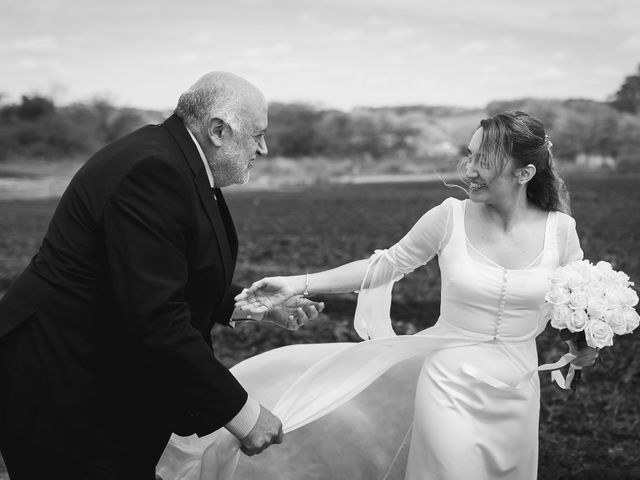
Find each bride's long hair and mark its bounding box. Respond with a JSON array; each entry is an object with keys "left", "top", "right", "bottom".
[{"left": 459, "top": 111, "right": 571, "bottom": 215}]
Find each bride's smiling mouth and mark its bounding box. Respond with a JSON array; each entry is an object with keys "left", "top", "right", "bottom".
[{"left": 469, "top": 181, "right": 488, "bottom": 191}]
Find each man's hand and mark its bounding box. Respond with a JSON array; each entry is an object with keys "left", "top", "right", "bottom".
[
  {"left": 262, "top": 296, "right": 325, "bottom": 330},
  {"left": 235, "top": 277, "right": 298, "bottom": 314},
  {"left": 239, "top": 405, "right": 284, "bottom": 456}
]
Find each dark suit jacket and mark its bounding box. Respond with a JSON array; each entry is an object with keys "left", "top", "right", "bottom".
[{"left": 0, "top": 115, "right": 247, "bottom": 462}]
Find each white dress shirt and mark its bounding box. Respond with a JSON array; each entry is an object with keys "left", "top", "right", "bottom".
[
  {"left": 186, "top": 128, "right": 261, "bottom": 439},
  {"left": 186, "top": 128, "right": 215, "bottom": 188}
]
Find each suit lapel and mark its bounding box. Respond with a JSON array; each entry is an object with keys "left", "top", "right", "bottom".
[
  {"left": 214, "top": 188, "right": 238, "bottom": 265},
  {"left": 163, "top": 115, "right": 233, "bottom": 285}
]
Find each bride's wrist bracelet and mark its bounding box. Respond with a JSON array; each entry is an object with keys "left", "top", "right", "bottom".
[{"left": 302, "top": 272, "right": 309, "bottom": 298}]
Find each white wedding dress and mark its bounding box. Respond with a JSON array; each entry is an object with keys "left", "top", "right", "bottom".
[{"left": 157, "top": 197, "right": 583, "bottom": 480}]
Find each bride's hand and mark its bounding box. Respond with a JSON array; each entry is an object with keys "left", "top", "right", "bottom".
[
  {"left": 566, "top": 339, "right": 598, "bottom": 368},
  {"left": 235, "top": 277, "right": 298, "bottom": 314}
]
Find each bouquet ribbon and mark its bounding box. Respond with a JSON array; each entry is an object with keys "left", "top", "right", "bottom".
[
  {"left": 549, "top": 355, "right": 581, "bottom": 390},
  {"left": 460, "top": 352, "right": 578, "bottom": 391}
]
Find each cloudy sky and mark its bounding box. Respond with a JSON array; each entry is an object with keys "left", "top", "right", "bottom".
[{"left": 2, "top": 0, "right": 639, "bottom": 111}]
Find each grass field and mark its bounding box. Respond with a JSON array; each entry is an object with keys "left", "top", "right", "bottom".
[{"left": 0, "top": 177, "right": 639, "bottom": 479}]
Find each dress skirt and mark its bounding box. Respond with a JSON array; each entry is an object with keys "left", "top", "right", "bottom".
[
  {"left": 406, "top": 340, "right": 540, "bottom": 480},
  {"left": 157, "top": 321, "right": 545, "bottom": 480}
]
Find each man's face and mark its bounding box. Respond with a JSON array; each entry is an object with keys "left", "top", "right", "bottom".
[{"left": 214, "top": 96, "right": 268, "bottom": 187}]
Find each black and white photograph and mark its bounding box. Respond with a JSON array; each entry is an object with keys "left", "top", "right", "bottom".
[{"left": 1, "top": 1, "right": 639, "bottom": 479}]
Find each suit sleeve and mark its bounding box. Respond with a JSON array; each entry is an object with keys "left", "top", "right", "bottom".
[
  {"left": 103, "top": 157, "right": 247, "bottom": 436},
  {"left": 216, "top": 283, "right": 244, "bottom": 327}
]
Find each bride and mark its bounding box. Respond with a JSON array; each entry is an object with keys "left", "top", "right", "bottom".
[{"left": 157, "top": 111, "right": 597, "bottom": 480}]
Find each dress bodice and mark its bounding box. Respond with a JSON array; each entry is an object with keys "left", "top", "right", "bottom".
[
  {"left": 438, "top": 200, "right": 559, "bottom": 341},
  {"left": 355, "top": 197, "right": 583, "bottom": 341}
]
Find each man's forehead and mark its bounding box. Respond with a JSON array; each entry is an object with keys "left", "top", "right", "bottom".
[{"left": 242, "top": 98, "right": 268, "bottom": 130}]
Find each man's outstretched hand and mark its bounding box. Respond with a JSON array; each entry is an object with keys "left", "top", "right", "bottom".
[
  {"left": 261, "top": 296, "right": 324, "bottom": 330},
  {"left": 235, "top": 277, "right": 299, "bottom": 314}
]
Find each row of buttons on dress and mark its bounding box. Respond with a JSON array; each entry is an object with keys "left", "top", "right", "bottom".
[{"left": 495, "top": 269, "right": 508, "bottom": 340}]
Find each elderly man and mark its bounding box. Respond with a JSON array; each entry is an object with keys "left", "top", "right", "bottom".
[{"left": 0, "top": 72, "right": 322, "bottom": 479}]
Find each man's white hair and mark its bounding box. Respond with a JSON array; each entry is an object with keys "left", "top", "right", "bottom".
[{"left": 174, "top": 74, "right": 245, "bottom": 134}]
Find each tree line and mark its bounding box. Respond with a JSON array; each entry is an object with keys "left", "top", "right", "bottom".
[
  {"left": 1, "top": 65, "right": 639, "bottom": 170},
  {"left": 0, "top": 95, "right": 162, "bottom": 161}
]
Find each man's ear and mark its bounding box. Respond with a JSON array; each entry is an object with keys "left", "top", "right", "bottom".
[
  {"left": 517, "top": 164, "right": 537, "bottom": 184},
  {"left": 208, "top": 118, "right": 225, "bottom": 147}
]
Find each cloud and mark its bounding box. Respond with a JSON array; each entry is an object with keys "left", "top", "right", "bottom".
[
  {"left": 365, "top": 14, "right": 389, "bottom": 27},
  {"left": 236, "top": 43, "right": 293, "bottom": 58},
  {"left": 496, "top": 37, "right": 521, "bottom": 53},
  {"left": 297, "top": 11, "right": 319, "bottom": 24},
  {"left": 534, "top": 66, "right": 565, "bottom": 81},
  {"left": 160, "top": 53, "right": 201, "bottom": 66},
  {"left": 385, "top": 27, "right": 415, "bottom": 41},
  {"left": 322, "top": 27, "right": 361, "bottom": 45},
  {"left": 622, "top": 35, "right": 640, "bottom": 50},
  {"left": 325, "top": 45, "right": 361, "bottom": 57},
  {"left": 593, "top": 65, "right": 620, "bottom": 77},
  {"left": 30, "top": 0, "right": 58, "bottom": 12},
  {"left": 220, "top": 44, "right": 312, "bottom": 73},
  {"left": 410, "top": 42, "right": 433, "bottom": 53},
  {"left": 550, "top": 50, "right": 569, "bottom": 61},
  {"left": 3, "top": 35, "right": 60, "bottom": 53},
  {"left": 549, "top": 4, "right": 618, "bottom": 19},
  {"left": 225, "top": 57, "right": 316, "bottom": 74},
  {"left": 457, "top": 41, "right": 487, "bottom": 54},
  {"left": 188, "top": 32, "right": 214, "bottom": 46},
  {"left": 12, "top": 57, "right": 64, "bottom": 71}
]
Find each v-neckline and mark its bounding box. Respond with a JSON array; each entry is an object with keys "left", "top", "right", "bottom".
[{"left": 461, "top": 200, "right": 553, "bottom": 272}]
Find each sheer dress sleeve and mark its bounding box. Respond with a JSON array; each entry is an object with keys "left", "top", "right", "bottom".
[
  {"left": 558, "top": 213, "right": 583, "bottom": 265},
  {"left": 354, "top": 198, "right": 456, "bottom": 339}
]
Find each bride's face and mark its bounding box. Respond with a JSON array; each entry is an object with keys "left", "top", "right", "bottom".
[{"left": 464, "top": 128, "right": 519, "bottom": 204}]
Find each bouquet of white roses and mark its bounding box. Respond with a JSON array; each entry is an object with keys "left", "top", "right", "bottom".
[{"left": 545, "top": 260, "right": 639, "bottom": 388}]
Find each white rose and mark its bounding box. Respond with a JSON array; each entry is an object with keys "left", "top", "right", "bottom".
[
  {"left": 589, "top": 269, "right": 605, "bottom": 284},
  {"left": 596, "top": 260, "right": 613, "bottom": 273},
  {"left": 584, "top": 319, "right": 614, "bottom": 349},
  {"left": 622, "top": 308, "right": 640, "bottom": 334},
  {"left": 605, "top": 286, "right": 628, "bottom": 309},
  {"left": 587, "top": 296, "right": 608, "bottom": 319},
  {"left": 584, "top": 281, "right": 605, "bottom": 299},
  {"left": 604, "top": 309, "right": 628, "bottom": 335},
  {"left": 566, "top": 309, "right": 589, "bottom": 332},
  {"left": 614, "top": 270, "right": 631, "bottom": 286},
  {"left": 623, "top": 288, "right": 639, "bottom": 308},
  {"left": 545, "top": 286, "right": 571, "bottom": 305},
  {"left": 566, "top": 270, "right": 587, "bottom": 290},
  {"left": 580, "top": 259, "right": 597, "bottom": 273},
  {"left": 572, "top": 259, "right": 591, "bottom": 271},
  {"left": 550, "top": 305, "right": 572, "bottom": 329},
  {"left": 569, "top": 290, "right": 589, "bottom": 311}
]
